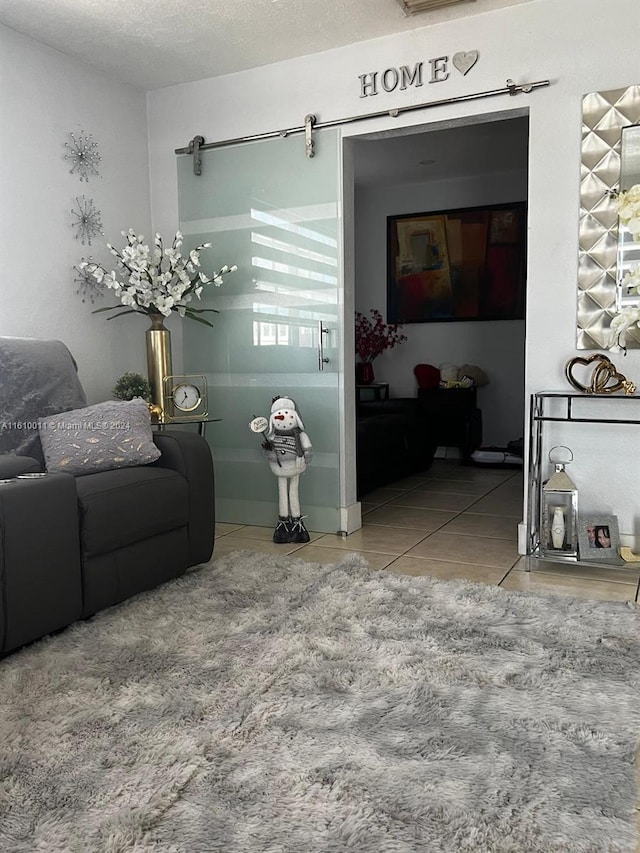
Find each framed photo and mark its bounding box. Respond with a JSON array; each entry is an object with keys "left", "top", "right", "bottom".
[
  {"left": 577, "top": 515, "right": 621, "bottom": 561},
  {"left": 387, "top": 202, "right": 526, "bottom": 324}
]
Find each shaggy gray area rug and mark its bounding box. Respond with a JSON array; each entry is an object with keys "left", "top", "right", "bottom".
[{"left": 0, "top": 552, "right": 638, "bottom": 852}]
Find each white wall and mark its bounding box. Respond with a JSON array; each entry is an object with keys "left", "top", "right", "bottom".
[
  {"left": 355, "top": 168, "right": 527, "bottom": 446},
  {"left": 0, "top": 25, "right": 152, "bottom": 402},
  {"left": 147, "top": 0, "right": 640, "bottom": 539}
]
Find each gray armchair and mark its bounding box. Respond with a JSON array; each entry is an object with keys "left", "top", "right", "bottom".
[{"left": 0, "top": 337, "right": 215, "bottom": 655}]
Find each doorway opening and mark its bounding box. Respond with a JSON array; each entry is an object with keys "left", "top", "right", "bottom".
[{"left": 349, "top": 110, "right": 530, "bottom": 498}]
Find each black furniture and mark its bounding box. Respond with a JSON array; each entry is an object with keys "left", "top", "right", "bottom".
[
  {"left": 0, "top": 337, "right": 215, "bottom": 656},
  {"left": 0, "top": 471, "right": 84, "bottom": 654},
  {"left": 417, "top": 386, "right": 482, "bottom": 462},
  {"left": 356, "top": 397, "right": 437, "bottom": 497},
  {"left": 355, "top": 382, "right": 389, "bottom": 405}
]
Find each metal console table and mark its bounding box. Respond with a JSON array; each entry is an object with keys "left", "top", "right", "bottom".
[{"left": 526, "top": 391, "right": 640, "bottom": 571}]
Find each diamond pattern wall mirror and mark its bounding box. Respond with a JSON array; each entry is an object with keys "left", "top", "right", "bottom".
[{"left": 577, "top": 85, "right": 640, "bottom": 350}]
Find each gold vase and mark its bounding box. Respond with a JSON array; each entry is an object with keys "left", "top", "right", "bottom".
[{"left": 145, "top": 312, "right": 172, "bottom": 418}]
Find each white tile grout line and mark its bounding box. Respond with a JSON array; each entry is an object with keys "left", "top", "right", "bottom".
[
  {"left": 361, "top": 465, "right": 522, "bottom": 552},
  {"left": 356, "top": 467, "right": 640, "bottom": 595},
  {"left": 211, "top": 461, "right": 637, "bottom": 601}
]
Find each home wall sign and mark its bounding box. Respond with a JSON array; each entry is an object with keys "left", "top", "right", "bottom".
[{"left": 358, "top": 50, "right": 479, "bottom": 98}]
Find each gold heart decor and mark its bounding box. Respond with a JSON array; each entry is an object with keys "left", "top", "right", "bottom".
[
  {"left": 619, "top": 546, "right": 640, "bottom": 563},
  {"left": 564, "top": 354, "right": 636, "bottom": 395}
]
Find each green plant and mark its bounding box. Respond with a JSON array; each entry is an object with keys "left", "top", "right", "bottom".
[{"left": 112, "top": 372, "right": 151, "bottom": 402}]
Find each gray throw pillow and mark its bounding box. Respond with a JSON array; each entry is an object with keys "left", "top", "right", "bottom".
[{"left": 38, "top": 398, "right": 160, "bottom": 476}]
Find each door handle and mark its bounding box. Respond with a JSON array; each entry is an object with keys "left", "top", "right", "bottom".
[{"left": 318, "top": 321, "right": 330, "bottom": 371}]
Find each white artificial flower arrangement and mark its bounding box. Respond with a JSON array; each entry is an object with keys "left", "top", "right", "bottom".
[
  {"left": 609, "top": 184, "right": 640, "bottom": 351},
  {"left": 81, "top": 229, "right": 237, "bottom": 327}
]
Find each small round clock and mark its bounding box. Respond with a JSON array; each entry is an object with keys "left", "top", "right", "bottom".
[
  {"left": 162, "top": 375, "right": 207, "bottom": 422},
  {"left": 172, "top": 382, "right": 202, "bottom": 413}
]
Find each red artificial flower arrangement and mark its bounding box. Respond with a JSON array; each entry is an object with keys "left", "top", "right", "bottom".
[{"left": 355, "top": 308, "right": 407, "bottom": 363}]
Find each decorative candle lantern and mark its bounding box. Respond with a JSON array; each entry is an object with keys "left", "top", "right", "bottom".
[{"left": 541, "top": 446, "right": 578, "bottom": 558}]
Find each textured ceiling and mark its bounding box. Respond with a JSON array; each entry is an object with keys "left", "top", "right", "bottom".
[
  {"left": 353, "top": 115, "right": 529, "bottom": 186},
  {"left": 0, "top": 0, "right": 533, "bottom": 90}
]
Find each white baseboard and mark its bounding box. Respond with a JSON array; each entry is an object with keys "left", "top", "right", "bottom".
[
  {"left": 340, "top": 502, "right": 362, "bottom": 535},
  {"left": 517, "top": 521, "right": 527, "bottom": 555}
]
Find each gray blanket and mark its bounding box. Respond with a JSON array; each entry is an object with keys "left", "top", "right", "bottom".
[{"left": 0, "top": 337, "right": 87, "bottom": 462}]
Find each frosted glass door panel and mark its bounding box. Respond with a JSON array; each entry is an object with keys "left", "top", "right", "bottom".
[{"left": 177, "top": 132, "right": 341, "bottom": 532}]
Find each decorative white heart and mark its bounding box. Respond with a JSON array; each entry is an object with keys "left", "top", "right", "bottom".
[{"left": 452, "top": 50, "right": 479, "bottom": 75}]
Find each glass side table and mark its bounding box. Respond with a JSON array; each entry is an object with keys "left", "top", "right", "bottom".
[{"left": 153, "top": 418, "right": 221, "bottom": 437}]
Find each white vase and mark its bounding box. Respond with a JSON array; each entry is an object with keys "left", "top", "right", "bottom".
[{"left": 550, "top": 506, "right": 566, "bottom": 549}]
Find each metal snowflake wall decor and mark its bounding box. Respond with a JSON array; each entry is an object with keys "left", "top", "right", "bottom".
[
  {"left": 71, "top": 195, "right": 104, "bottom": 245},
  {"left": 73, "top": 257, "right": 104, "bottom": 304},
  {"left": 64, "top": 130, "right": 101, "bottom": 182}
]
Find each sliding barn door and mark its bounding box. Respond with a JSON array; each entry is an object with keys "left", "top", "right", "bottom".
[{"left": 177, "top": 131, "right": 345, "bottom": 532}]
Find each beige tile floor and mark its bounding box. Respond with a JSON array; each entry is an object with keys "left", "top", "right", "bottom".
[{"left": 213, "top": 460, "right": 640, "bottom": 605}]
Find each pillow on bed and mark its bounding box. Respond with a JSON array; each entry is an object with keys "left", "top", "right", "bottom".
[{"left": 38, "top": 397, "right": 160, "bottom": 476}]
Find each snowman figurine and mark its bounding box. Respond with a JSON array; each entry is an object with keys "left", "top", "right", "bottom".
[{"left": 249, "top": 396, "right": 312, "bottom": 544}]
